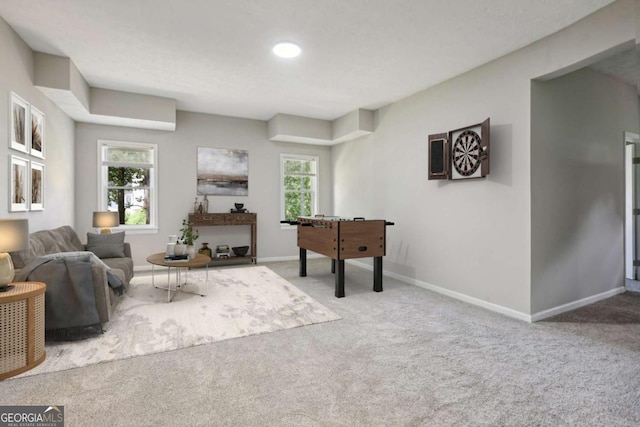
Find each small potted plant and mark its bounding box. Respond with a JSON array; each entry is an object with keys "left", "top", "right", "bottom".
[{"left": 179, "top": 219, "right": 199, "bottom": 258}]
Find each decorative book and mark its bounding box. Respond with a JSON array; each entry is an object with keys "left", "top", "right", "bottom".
[{"left": 164, "top": 254, "right": 188, "bottom": 262}]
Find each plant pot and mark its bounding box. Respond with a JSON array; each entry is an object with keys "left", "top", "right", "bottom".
[
  {"left": 187, "top": 245, "right": 196, "bottom": 259},
  {"left": 174, "top": 244, "right": 187, "bottom": 256}
]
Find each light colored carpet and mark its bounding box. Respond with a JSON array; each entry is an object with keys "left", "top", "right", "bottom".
[
  {"left": 16, "top": 265, "right": 340, "bottom": 378},
  {"left": 3, "top": 259, "right": 640, "bottom": 426}
]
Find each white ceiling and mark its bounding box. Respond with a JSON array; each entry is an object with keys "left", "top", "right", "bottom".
[{"left": 0, "top": 0, "right": 618, "bottom": 122}]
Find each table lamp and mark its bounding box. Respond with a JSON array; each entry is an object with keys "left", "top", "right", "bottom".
[
  {"left": 0, "top": 218, "right": 29, "bottom": 291},
  {"left": 93, "top": 211, "right": 119, "bottom": 234}
]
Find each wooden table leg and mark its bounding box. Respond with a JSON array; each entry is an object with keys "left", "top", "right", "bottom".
[
  {"left": 373, "top": 256, "right": 383, "bottom": 292},
  {"left": 331, "top": 258, "right": 335, "bottom": 274},
  {"left": 335, "top": 259, "right": 345, "bottom": 298}
]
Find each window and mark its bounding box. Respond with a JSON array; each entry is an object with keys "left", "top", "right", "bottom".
[
  {"left": 281, "top": 154, "right": 319, "bottom": 222},
  {"left": 98, "top": 140, "right": 158, "bottom": 231}
]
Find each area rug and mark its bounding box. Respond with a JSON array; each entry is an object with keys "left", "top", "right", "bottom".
[{"left": 17, "top": 266, "right": 341, "bottom": 378}]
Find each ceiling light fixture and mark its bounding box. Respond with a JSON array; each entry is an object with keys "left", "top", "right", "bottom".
[{"left": 272, "top": 42, "right": 301, "bottom": 58}]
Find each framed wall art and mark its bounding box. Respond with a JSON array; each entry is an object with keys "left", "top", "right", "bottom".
[
  {"left": 30, "top": 161, "right": 44, "bottom": 211},
  {"left": 30, "top": 106, "right": 45, "bottom": 159},
  {"left": 9, "top": 155, "right": 29, "bottom": 212},
  {"left": 197, "top": 147, "right": 249, "bottom": 196},
  {"left": 10, "top": 92, "right": 29, "bottom": 154}
]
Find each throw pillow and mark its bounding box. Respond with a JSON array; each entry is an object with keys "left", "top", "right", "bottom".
[{"left": 86, "top": 232, "right": 125, "bottom": 258}]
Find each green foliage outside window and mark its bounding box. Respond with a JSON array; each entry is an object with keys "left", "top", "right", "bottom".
[
  {"left": 125, "top": 207, "right": 148, "bottom": 225},
  {"left": 104, "top": 146, "right": 153, "bottom": 225},
  {"left": 283, "top": 158, "right": 316, "bottom": 221}
]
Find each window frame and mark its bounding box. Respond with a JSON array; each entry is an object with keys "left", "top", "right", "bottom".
[
  {"left": 280, "top": 153, "right": 319, "bottom": 228},
  {"left": 97, "top": 139, "right": 158, "bottom": 234}
]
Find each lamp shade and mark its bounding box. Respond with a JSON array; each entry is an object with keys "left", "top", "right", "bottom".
[
  {"left": 0, "top": 219, "right": 29, "bottom": 252},
  {"left": 92, "top": 211, "right": 119, "bottom": 228}
]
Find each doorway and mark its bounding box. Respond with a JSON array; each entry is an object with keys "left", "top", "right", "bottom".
[{"left": 625, "top": 131, "right": 640, "bottom": 291}]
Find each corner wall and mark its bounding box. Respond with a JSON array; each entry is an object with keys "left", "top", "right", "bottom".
[
  {"left": 531, "top": 68, "right": 640, "bottom": 315},
  {"left": 0, "top": 17, "right": 75, "bottom": 230}
]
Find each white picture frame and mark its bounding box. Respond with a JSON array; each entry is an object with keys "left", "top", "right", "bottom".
[
  {"left": 30, "top": 161, "right": 44, "bottom": 211},
  {"left": 10, "top": 92, "right": 29, "bottom": 154},
  {"left": 9, "top": 155, "right": 29, "bottom": 212},
  {"left": 30, "top": 105, "right": 45, "bottom": 159}
]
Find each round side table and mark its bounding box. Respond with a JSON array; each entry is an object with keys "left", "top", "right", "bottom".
[{"left": 0, "top": 282, "right": 46, "bottom": 380}]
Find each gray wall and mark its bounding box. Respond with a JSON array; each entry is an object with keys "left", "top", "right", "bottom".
[
  {"left": 531, "top": 68, "right": 640, "bottom": 313},
  {"left": 75, "top": 111, "right": 332, "bottom": 267},
  {"left": 331, "top": 0, "right": 637, "bottom": 317},
  {"left": 0, "top": 17, "right": 75, "bottom": 230},
  {"left": 332, "top": 55, "right": 533, "bottom": 315}
]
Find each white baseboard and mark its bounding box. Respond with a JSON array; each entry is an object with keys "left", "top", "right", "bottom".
[
  {"left": 134, "top": 257, "right": 625, "bottom": 323},
  {"left": 347, "top": 260, "right": 626, "bottom": 323},
  {"left": 258, "top": 253, "right": 325, "bottom": 263},
  {"left": 530, "top": 286, "right": 626, "bottom": 322},
  {"left": 346, "top": 260, "right": 532, "bottom": 322}
]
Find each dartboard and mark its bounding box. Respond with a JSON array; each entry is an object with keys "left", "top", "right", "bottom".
[{"left": 452, "top": 130, "right": 482, "bottom": 176}]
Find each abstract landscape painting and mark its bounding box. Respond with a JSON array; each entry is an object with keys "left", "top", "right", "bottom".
[{"left": 197, "top": 147, "right": 248, "bottom": 196}]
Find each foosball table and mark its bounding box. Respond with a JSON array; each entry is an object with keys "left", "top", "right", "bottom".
[{"left": 282, "top": 216, "right": 395, "bottom": 297}]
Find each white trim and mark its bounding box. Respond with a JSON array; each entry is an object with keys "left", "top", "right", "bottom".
[
  {"left": 97, "top": 139, "right": 158, "bottom": 229},
  {"left": 347, "top": 259, "right": 532, "bottom": 322},
  {"left": 347, "top": 259, "right": 625, "bottom": 323},
  {"left": 259, "top": 253, "right": 325, "bottom": 263},
  {"left": 530, "top": 286, "right": 625, "bottom": 322},
  {"left": 624, "top": 132, "right": 639, "bottom": 280},
  {"left": 624, "top": 131, "right": 640, "bottom": 144},
  {"left": 134, "top": 265, "right": 154, "bottom": 273},
  {"left": 117, "top": 227, "right": 158, "bottom": 235}
]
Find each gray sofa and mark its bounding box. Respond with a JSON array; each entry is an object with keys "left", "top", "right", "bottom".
[{"left": 10, "top": 225, "right": 133, "bottom": 324}]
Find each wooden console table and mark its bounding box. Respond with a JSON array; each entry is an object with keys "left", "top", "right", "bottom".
[
  {"left": 189, "top": 213, "right": 257, "bottom": 264},
  {"left": 0, "top": 282, "right": 46, "bottom": 380}
]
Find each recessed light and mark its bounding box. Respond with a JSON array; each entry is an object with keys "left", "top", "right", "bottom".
[{"left": 272, "top": 42, "right": 301, "bottom": 58}]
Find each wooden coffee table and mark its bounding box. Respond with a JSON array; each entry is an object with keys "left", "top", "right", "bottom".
[{"left": 146, "top": 252, "right": 212, "bottom": 302}]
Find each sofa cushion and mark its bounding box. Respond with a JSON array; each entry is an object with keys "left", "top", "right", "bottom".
[
  {"left": 102, "top": 257, "right": 133, "bottom": 285},
  {"left": 11, "top": 225, "right": 84, "bottom": 269},
  {"left": 87, "top": 232, "right": 126, "bottom": 259}
]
